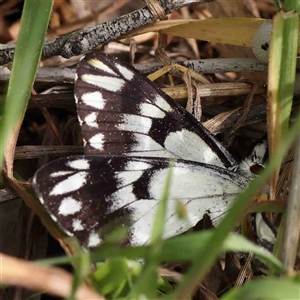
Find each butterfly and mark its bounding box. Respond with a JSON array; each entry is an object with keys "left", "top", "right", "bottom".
[{"left": 33, "top": 53, "right": 269, "bottom": 249}]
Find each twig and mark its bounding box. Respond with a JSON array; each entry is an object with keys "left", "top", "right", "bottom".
[
  {"left": 0, "top": 58, "right": 268, "bottom": 83},
  {"left": 136, "top": 58, "right": 269, "bottom": 74},
  {"left": 0, "top": 0, "right": 212, "bottom": 64},
  {"left": 14, "top": 146, "right": 83, "bottom": 160},
  {"left": 278, "top": 138, "right": 300, "bottom": 274},
  {"left": 0, "top": 253, "right": 103, "bottom": 300},
  {"left": 25, "top": 82, "right": 266, "bottom": 109}
]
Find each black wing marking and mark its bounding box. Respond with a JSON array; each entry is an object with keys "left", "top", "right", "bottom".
[
  {"left": 75, "top": 53, "right": 236, "bottom": 169},
  {"left": 33, "top": 156, "right": 248, "bottom": 248}
]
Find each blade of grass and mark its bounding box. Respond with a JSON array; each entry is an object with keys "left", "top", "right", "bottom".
[
  {"left": 273, "top": 0, "right": 282, "bottom": 10},
  {"left": 277, "top": 137, "right": 300, "bottom": 273},
  {"left": 267, "top": 10, "right": 299, "bottom": 198},
  {"left": 67, "top": 253, "right": 91, "bottom": 300},
  {"left": 284, "top": 0, "right": 300, "bottom": 13},
  {"left": 38, "top": 230, "right": 284, "bottom": 274},
  {"left": 221, "top": 277, "right": 300, "bottom": 300},
  {"left": 0, "top": 0, "right": 53, "bottom": 173}
]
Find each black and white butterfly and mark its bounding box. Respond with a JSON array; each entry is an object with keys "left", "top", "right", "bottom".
[{"left": 33, "top": 53, "right": 273, "bottom": 249}]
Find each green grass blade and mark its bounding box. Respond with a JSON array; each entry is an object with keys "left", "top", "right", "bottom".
[
  {"left": 37, "top": 230, "right": 284, "bottom": 274},
  {"left": 0, "top": 0, "right": 53, "bottom": 170},
  {"left": 284, "top": 0, "right": 300, "bottom": 13},
  {"left": 220, "top": 277, "right": 300, "bottom": 300},
  {"left": 269, "top": 11, "right": 298, "bottom": 135},
  {"left": 267, "top": 10, "right": 299, "bottom": 196},
  {"left": 273, "top": 0, "right": 282, "bottom": 10}
]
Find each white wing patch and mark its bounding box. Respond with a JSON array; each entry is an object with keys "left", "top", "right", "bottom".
[
  {"left": 139, "top": 102, "right": 166, "bottom": 119},
  {"left": 49, "top": 172, "right": 88, "bottom": 196},
  {"left": 116, "top": 170, "right": 144, "bottom": 187},
  {"left": 129, "top": 200, "right": 159, "bottom": 245},
  {"left": 149, "top": 167, "right": 223, "bottom": 200},
  {"left": 117, "top": 114, "right": 152, "bottom": 134},
  {"left": 81, "top": 91, "right": 106, "bottom": 110},
  {"left": 72, "top": 219, "right": 84, "bottom": 231},
  {"left": 87, "top": 231, "right": 102, "bottom": 248},
  {"left": 66, "top": 159, "right": 90, "bottom": 170},
  {"left": 109, "top": 185, "right": 137, "bottom": 213},
  {"left": 154, "top": 95, "right": 173, "bottom": 112},
  {"left": 130, "top": 134, "right": 167, "bottom": 152},
  {"left": 124, "top": 160, "right": 152, "bottom": 171},
  {"left": 84, "top": 112, "right": 99, "bottom": 128},
  {"left": 50, "top": 171, "right": 75, "bottom": 177},
  {"left": 115, "top": 63, "right": 134, "bottom": 81},
  {"left": 164, "top": 129, "right": 224, "bottom": 166},
  {"left": 87, "top": 58, "right": 118, "bottom": 76},
  {"left": 58, "top": 197, "right": 82, "bottom": 216},
  {"left": 89, "top": 133, "right": 105, "bottom": 150},
  {"left": 126, "top": 165, "right": 245, "bottom": 246},
  {"left": 82, "top": 74, "right": 125, "bottom": 92}
]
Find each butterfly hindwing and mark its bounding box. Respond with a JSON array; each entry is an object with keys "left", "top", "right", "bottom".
[
  {"left": 75, "top": 53, "right": 236, "bottom": 168},
  {"left": 33, "top": 156, "right": 248, "bottom": 248}
]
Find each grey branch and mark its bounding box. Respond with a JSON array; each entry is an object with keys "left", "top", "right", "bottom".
[
  {"left": 0, "top": 0, "right": 212, "bottom": 65},
  {"left": 135, "top": 58, "right": 268, "bottom": 74},
  {"left": 14, "top": 146, "right": 83, "bottom": 160},
  {"left": 0, "top": 58, "right": 268, "bottom": 84}
]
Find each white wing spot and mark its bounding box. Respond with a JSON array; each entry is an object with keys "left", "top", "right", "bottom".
[
  {"left": 81, "top": 91, "right": 106, "bottom": 110},
  {"left": 58, "top": 197, "right": 82, "bottom": 216},
  {"left": 127, "top": 200, "right": 158, "bottom": 246},
  {"left": 87, "top": 58, "right": 117, "bottom": 75},
  {"left": 109, "top": 185, "right": 137, "bottom": 213},
  {"left": 117, "top": 114, "right": 152, "bottom": 134},
  {"left": 89, "top": 133, "right": 105, "bottom": 150},
  {"left": 124, "top": 161, "right": 152, "bottom": 171},
  {"left": 164, "top": 129, "right": 223, "bottom": 166},
  {"left": 154, "top": 95, "right": 173, "bottom": 112},
  {"left": 82, "top": 74, "right": 125, "bottom": 92},
  {"left": 139, "top": 103, "right": 165, "bottom": 118},
  {"left": 116, "top": 63, "right": 134, "bottom": 80},
  {"left": 84, "top": 112, "right": 98, "bottom": 128},
  {"left": 116, "top": 170, "right": 144, "bottom": 187},
  {"left": 49, "top": 172, "right": 88, "bottom": 196},
  {"left": 72, "top": 219, "right": 84, "bottom": 231},
  {"left": 66, "top": 159, "right": 90, "bottom": 170},
  {"left": 50, "top": 171, "right": 74, "bottom": 177},
  {"left": 88, "top": 232, "right": 102, "bottom": 248},
  {"left": 131, "top": 134, "right": 164, "bottom": 151}
]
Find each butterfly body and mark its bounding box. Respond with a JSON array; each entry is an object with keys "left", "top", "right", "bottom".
[{"left": 34, "top": 53, "right": 261, "bottom": 248}]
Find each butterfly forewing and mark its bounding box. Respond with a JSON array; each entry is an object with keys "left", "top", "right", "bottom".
[
  {"left": 75, "top": 53, "right": 236, "bottom": 168},
  {"left": 33, "top": 156, "right": 248, "bottom": 248}
]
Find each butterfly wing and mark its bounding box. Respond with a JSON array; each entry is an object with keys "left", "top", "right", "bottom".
[
  {"left": 33, "top": 156, "right": 248, "bottom": 248},
  {"left": 75, "top": 53, "right": 236, "bottom": 169}
]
